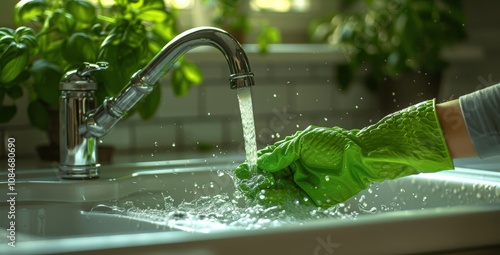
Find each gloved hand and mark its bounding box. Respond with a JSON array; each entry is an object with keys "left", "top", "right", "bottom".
[{"left": 235, "top": 99, "right": 454, "bottom": 208}]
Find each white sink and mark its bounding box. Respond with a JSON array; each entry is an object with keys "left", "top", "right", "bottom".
[{"left": 1, "top": 156, "right": 500, "bottom": 255}]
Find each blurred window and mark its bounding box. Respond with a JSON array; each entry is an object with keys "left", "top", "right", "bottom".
[
  {"left": 92, "top": 0, "right": 311, "bottom": 12},
  {"left": 164, "top": 0, "right": 193, "bottom": 9},
  {"left": 250, "top": 0, "right": 310, "bottom": 12}
]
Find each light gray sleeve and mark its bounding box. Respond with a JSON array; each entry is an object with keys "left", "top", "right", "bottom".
[{"left": 459, "top": 83, "right": 500, "bottom": 159}]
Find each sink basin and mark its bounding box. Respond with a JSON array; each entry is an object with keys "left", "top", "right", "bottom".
[{"left": 1, "top": 155, "right": 500, "bottom": 255}]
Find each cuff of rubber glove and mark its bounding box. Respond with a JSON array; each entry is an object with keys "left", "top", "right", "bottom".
[{"left": 424, "top": 99, "right": 455, "bottom": 172}]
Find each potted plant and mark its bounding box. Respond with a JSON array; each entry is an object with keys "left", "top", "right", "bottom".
[
  {"left": 310, "top": 0, "right": 467, "bottom": 114},
  {"left": 0, "top": 0, "right": 203, "bottom": 161},
  {"left": 202, "top": 0, "right": 250, "bottom": 42},
  {"left": 201, "top": 0, "right": 281, "bottom": 53}
]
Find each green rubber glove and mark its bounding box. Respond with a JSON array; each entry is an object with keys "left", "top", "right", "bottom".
[{"left": 235, "top": 99, "right": 454, "bottom": 208}]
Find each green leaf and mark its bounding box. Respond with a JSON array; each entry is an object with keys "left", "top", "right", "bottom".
[
  {"left": 257, "top": 25, "right": 281, "bottom": 54},
  {"left": 0, "top": 42, "right": 29, "bottom": 83},
  {"left": 62, "top": 32, "right": 97, "bottom": 65},
  {"left": 136, "top": 9, "right": 168, "bottom": 23},
  {"left": 64, "top": 0, "right": 96, "bottom": 28},
  {"left": 151, "top": 20, "right": 177, "bottom": 42},
  {"left": 138, "top": 83, "right": 161, "bottom": 120},
  {"left": 0, "top": 69, "right": 30, "bottom": 89},
  {"left": 131, "top": 0, "right": 166, "bottom": 10},
  {"left": 27, "top": 99, "right": 49, "bottom": 130},
  {"left": 101, "top": 21, "right": 146, "bottom": 49},
  {"left": 0, "top": 35, "right": 15, "bottom": 51},
  {"left": 0, "top": 27, "right": 15, "bottom": 37},
  {"left": 49, "top": 9, "right": 77, "bottom": 34},
  {"left": 0, "top": 104, "right": 16, "bottom": 123},
  {"left": 147, "top": 33, "right": 166, "bottom": 56},
  {"left": 14, "top": 0, "right": 47, "bottom": 25},
  {"left": 30, "top": 59, "right": 63, "bottom": 107},
  {"left": 171, "top": 67, "right": 191, "bottom": 97},
  {"left": 123, "top": 22, "right": 147, "bottom": 49},
  {"left": 181, "top": 61, "right": 203, "bottom": 85},
  {"left": 97, "top": 43, "right": 142, "bottom": 96}
]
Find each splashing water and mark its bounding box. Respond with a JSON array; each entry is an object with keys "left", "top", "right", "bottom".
[
  {"left": 236, "top": 88, "right": 258, "bottom": 169},
  {"left": 91, "top": 194, "right": 357, "bottom": 232}
]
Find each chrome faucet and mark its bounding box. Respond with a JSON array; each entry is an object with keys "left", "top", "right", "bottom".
[{"left": 59, "top": 27, "right": 255, "bottom": 179}]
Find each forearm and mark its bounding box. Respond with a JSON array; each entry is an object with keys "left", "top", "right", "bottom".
[
  {"left": 436, "top": 83, "right": 500, "bottom": 159},
  {"left": 436, "top": 99, "right": 477, "bottom": 158}
]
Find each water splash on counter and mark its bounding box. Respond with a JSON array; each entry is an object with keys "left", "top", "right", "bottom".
[{"left": 91, "top": 194, "right": 357, "bottom": 232}]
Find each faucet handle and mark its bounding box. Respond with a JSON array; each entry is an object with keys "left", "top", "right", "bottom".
[
  {"left": 76, "top": 62, "right": 109, "bottom": 77},
  {"left": 61, "top": 62, "right": 109, "bottom": 90}
]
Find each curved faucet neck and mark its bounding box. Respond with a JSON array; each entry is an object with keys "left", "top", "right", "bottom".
[
  {"left": 80, "top": 27, "right": 254, "bottom": 139},
  {"left": 139, "top": 26, "right": 254, "bottom": 89}
]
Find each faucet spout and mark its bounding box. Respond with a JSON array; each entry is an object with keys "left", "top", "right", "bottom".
[
  {"left": 81, "top": 27, "right": 254, "bottom": 138},
  {"left": 141, "top": 26, "right": 255, "bottom": 89}
]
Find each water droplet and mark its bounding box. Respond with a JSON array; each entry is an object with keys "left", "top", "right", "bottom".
[
  {"left": 324, "top": 175, "right": 330, "bottom": 181},
  {"left": 355, "top": 105, "right": 358, "bottom": 109},
  {"left": 172, "top": 143, "right": 176, "bottom": 147},
  {"left": 273, "top": 94, "right": 277, "bottom": 98},
  {"left": 208, "top": 112, "right": 211, "bottom": 116},
  {"left": 154, "top": 142, "right": 158, "bottom": 147},
  {"left": 359, "top": 195, "right": 365, "bottom": 203},
  {"left": 324, "top": 117, "right": 328, "bottom": 121}
]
